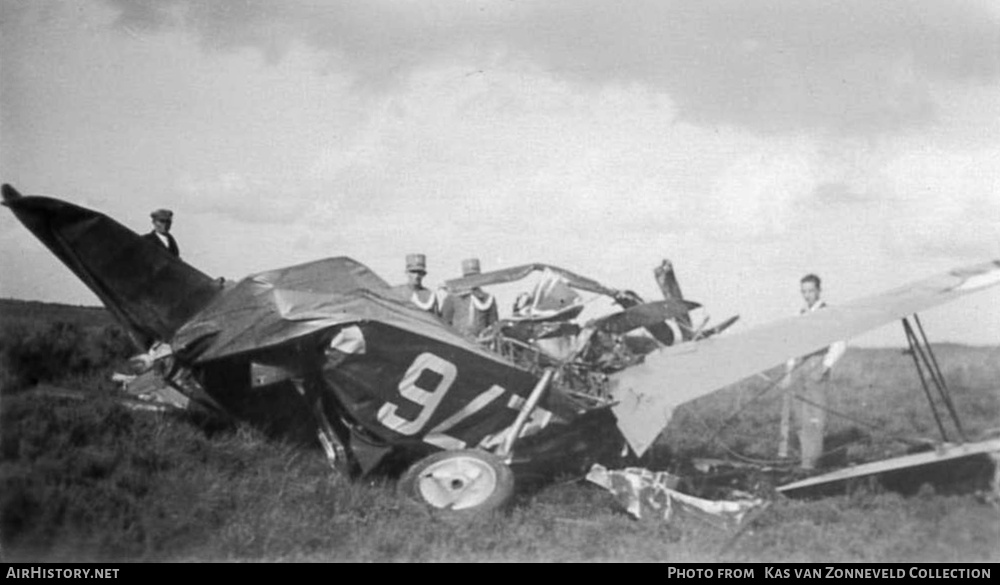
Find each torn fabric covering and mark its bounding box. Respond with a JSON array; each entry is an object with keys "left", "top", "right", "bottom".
[
  {"left": 171, "top": 257, "right": 518, "bottom": 367},
  {"left": 586, "top": 464, "right": 764, "bottom": 526},
  {"left": 445, "top": 263, "right": 619, "bottom": 297}
]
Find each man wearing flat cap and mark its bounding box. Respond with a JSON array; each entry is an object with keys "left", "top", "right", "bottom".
[
  {"left": 444, "top": 258, "right": 498, "bottom": 338},
  {"left": 143, "top": 209, "right": 180, "bottom": 258},
  {"left": 393, "top": 253, "right": 446, "bottom": 317}
]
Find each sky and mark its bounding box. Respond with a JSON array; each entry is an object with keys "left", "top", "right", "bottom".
[{"left": 1, "top": 0, "right": 998, "bottom": 347}]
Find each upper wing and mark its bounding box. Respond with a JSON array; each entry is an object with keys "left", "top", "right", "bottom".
[
  {"left": 445, "top": 263, "right": 618, "bottom": 296},
  {"left": 610, "top": 260, "right": 1000, "bottom": 456},
  {"left": 171, "top": 256, "right": 524, "bottom": 369}
]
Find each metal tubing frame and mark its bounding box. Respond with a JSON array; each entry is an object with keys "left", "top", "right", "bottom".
[
  {"left": 913, "top": 314, "right": 967, "bottom": 441},
  {"left": 902, "top": 318, "right": 949, "bottom": 441},
  {"left": 902, "top": 316, "right": 966, "bottom": 443},
  {"left": 498, "top": 368, "right": 555, "bottom": 461}
]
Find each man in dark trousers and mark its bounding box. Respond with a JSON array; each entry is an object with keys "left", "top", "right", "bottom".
[{"left": 143, "top": 208, "right": 179, "bottom": 257}]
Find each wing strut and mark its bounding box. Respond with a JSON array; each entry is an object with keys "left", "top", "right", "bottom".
[{"left": 901, "top": 314, "right": 967, "bottom": 443}]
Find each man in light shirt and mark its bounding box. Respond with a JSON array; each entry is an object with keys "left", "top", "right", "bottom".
[
  {"left": 780, "top": 273, "right": 847, "bottom": 470},
  {"left": 143, "top": 208, "right": 180, "bottom": 258}
]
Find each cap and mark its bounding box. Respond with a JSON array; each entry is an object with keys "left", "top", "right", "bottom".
[
  {"left": 150, "top": 209, "right": 174, "bottom": 221},
  {"left": 406, "top": 253, "right": 427, "bottom": 274},
  {"left": 461, "top": 258, "right": 481, "bottom": 277}
]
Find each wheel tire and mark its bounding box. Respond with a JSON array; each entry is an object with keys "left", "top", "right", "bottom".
[{"left": 398, "top": 449, "right": 514, "bottom": 520}]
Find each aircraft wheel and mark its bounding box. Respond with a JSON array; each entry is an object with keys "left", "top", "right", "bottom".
[{"left": 399, "top": 449, "right": 514, "bottom": 519}]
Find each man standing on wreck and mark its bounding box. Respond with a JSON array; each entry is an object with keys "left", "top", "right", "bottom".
[
  {"left": 143, "top": 208, "right": 180, "bottom": 258},
  {"left": 396, "top": 254, "right": 445, "bottom": 317},
  {"left": 444, "top": 258, "right": 499, "bottom": 339}
]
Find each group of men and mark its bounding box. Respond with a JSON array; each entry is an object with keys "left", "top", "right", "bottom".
[
  {"left": 142, "top": 206, "right": 843, "bottom": 471},
  {"left": 393, "top": 253, "right": 498, "bottom": 339}
]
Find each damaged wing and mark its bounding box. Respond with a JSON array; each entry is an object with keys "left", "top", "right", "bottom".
[
  {"left": 445, "top": 263, "right": 619, "bottom": 297},
  {"left": 587, "top": 299, "right": 701, "bottom": 336},
  {"left": 611, "top": 260, "right": 1000, "bottom": 456},
  {"left": 171, "top": 256, "right": 525, "bottom": 368},
  {"left": 2, "top": 185, "right": 221, "bottom": 350}
]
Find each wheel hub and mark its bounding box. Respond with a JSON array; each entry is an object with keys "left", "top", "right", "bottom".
[{"left": 417, "top": 455, "right": 499, "bottom": 510}]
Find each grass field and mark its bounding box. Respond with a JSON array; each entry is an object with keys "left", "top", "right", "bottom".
[{"left": 1, "top": 302, "right": 998, "bottom": 562}]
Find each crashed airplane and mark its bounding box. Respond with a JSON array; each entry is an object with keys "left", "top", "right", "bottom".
[{"left": 4, "top": 183, "right": 1000, "bottom": 519}]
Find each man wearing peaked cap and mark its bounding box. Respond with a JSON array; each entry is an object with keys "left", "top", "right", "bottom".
[
  {"left": 142, "top": 208, "right": 180, "bottom": 258},
  {"left": 394, "top": 253, "right": 446, "bottom": 317},
  {"left": 444, "top": 257, "right": 498, "bottom": 338}
]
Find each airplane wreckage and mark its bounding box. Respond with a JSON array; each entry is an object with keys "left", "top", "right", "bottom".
[{"left": 4, "top": 183, "right": 1000, "bottom": 524}]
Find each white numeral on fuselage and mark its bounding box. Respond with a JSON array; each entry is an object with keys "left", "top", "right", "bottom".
[{"left": 377, "top": 352, "right": 457, "bottom": 435}]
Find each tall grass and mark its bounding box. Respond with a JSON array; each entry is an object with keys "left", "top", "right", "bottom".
[
  {"left": 662, "top": 347, "right": 1000, "bottom": 466},
  {"left": 0, "top": 309, "right": 997, "bottom": 561},
  {"left": 6, "top": 387, "right": 995, "bottom": 562},
  {"left": 0, "top": 320, "right": 133, "bottom": 394}
]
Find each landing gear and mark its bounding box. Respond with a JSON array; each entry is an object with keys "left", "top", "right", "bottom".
[{"left": 398, "top": 449, "right": 514, "bottom": 518}]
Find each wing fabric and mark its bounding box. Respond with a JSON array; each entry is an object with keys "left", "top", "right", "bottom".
[
  {"left": 172, "top": 256, "right": 522, "bottom": 368},
  {"left": 445, "top": 263, "right": 618, "bottom": 297},
  {"left": 2, "top": 185, "right": 221, "bottom": 350},
  {"left": 611, "top": 260, "right": 1000, "bottom": 455}
]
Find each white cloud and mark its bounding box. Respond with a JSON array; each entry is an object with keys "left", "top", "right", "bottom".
[
  {"left": 706, "top": 141, "right": 818, "bottom": 239},
  {"left": 176, "top": 172, "right": 313, "bottom": 225},
  {"left": 881, "top": 146, "right": 1000, "bottom": 258},
  {"left": 101, "top": 0, "right": 1000, "bottom": 135}
]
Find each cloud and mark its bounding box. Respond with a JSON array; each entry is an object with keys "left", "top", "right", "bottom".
[
  {"left": 704, "top": 140, "right": 817, "bottom": 239},
  {"left": 292, "top": 66, "right": 723, "bottom": 253},
  {"left": 879, "top": 146, "right": 1000, "bottom": 259},
  {"left": 176, "top": 172, "right": 320, "bottom": 225},
  {"left": 102, "top": 0, "right": 1000, "bottom": 135}
]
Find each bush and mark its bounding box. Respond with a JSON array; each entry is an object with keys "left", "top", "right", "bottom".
[{"left": 0, "top": 321, "right": 134, "bottom": 394}]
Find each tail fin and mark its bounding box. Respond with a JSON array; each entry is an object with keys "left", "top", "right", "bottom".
[{"left": 3, "top": 184, "right": 221, "bottom": 350}]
